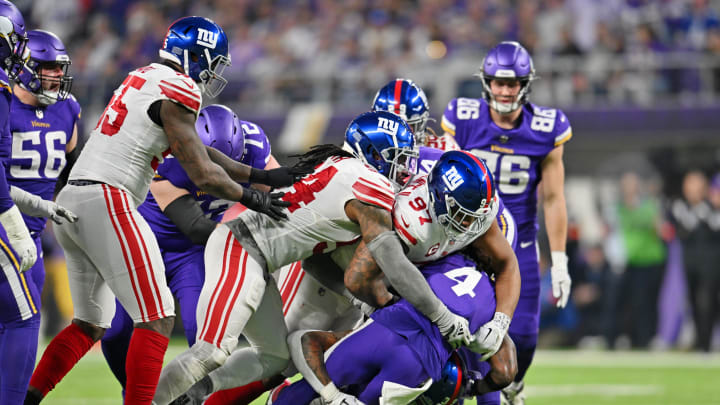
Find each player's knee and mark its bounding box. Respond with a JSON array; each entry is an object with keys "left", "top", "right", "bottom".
[
  {"left": 136, "top": 315, "right": 175, "bottom": 337},
  {"left": 72, "top": 318, "right": 106, "bottom": 342}
]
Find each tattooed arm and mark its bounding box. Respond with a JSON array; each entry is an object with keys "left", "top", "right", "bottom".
[
  {"left": 344, "top": 200, "right": 471, "bottom": 351},
  {"left": 287, "top": 329, "right": 352, "bottom": 399},
  {"left": 161, "top": 100, "right": 247, "bottom": 201},
  {"left": 342, "top": 240, "right": 394, "bottom": 308}
]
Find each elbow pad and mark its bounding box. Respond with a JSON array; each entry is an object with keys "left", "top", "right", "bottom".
[{"left": 162, "top": 194, "right": 217, "bottom": 245}]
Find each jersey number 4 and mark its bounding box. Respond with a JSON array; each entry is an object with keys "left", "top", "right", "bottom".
[
  {"left": 445, "top": 266, "right": 482, "bottom": 298},
  {"left": 96, "top": 75, "right": 147, "bottom": 136},
  {"left": 283, "top": 165, "right": 338, "bottom": 212}
]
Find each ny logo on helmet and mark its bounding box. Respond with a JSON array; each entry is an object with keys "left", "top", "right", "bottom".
[
  {"left": 442, "top": 166, "right": 464, "bottom": 191},
  {"left": 377, "top": 117, "right": 399, "bottom": 137},
  {"left": 197, "top": 28, "right": 218, "bottom": 49}
]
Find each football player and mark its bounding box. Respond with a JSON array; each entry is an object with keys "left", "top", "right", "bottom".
[
  {"left": 99, "top": 104, "right": 286, "bottom": 394},
  {"left": 153, "top": 111, "right": 473, "bottom": 405},
  {"left": 25, "top": 16, "right": 307, "bottom": 405},
  {"left": 184, "top": 113, "right": 520, "bottom": 405},
  {"left": 0, "top": 28, "right": 80, "bottom": 405},
  {"left": 371, "top": 78, "right": 460, "bottom": 151},
  {"left": 272, "top": 151, "right": 518, "bottom": 405},
  {"left": 440, "top": 41, "right": 573, "bottom": 404}
]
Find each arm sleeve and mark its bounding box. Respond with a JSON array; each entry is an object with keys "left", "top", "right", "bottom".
[
  {"left": 366, "top": 231, "right": 447, "bottom": 319},
  {"left": 0, "top": 95, "right": 14, "bottom": 213},
  {"left": 162, "top": 194, "right": 217, "bottom": 245}
]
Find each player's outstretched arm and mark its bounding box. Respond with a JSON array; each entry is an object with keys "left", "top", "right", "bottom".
[
  {"left": 161, "top": 100, "right": 289, "bottom": 219},
  {"left": 205, "top": 146, "right": 310, "bottom": 188},
  {"left": 151, "top": 180, "right": 217, "bottom": 245},
  {"left": 345, "top": 200, "right": 473, "bottom": 348}
]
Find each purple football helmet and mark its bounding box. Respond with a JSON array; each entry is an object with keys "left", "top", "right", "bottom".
[
  {"left": 15, "top": 30, "right": 73, "bottom": 105},
  {"left": 475, "top": 41, "right": 536, "bottom": 114},
  {"left": 196, "top": 104, "right": 245, "bottom": 162},
  {"left": 0, "top": 0, "right": 27, "bottom": 79}
]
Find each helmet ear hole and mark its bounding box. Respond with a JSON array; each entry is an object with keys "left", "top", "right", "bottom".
[{"left": 190, "top": 52, "right": 199, "bottom": 63}]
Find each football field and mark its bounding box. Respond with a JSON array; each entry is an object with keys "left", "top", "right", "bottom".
[{"left": 41, "top": 342, "right": 720, "bottom": 405}]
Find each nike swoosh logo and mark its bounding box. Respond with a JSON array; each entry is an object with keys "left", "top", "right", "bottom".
[{"left": 520, "top": 241, "right": 533, "bottom": 249}]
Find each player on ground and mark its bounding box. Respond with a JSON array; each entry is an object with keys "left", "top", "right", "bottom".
[
  {"left": 25, "top": 17, "right": 306, "bottom": 405},
  {"left": 153, "top": 111, "right": 474, "bottom": 405},
  {"left": 274, "top": 256, "right": 517, "bottom": 405},
  {"left": 0, "top": 28, "right": 80, "bottom": 404},
  {"left": 100, "top": 104, "right": 281, "bottom": 393},
  {"left": 440, "top": 41, "right": 572, "bottom": 404},
  {"left": 183, "top": 114, "right": 520, "bottom": 405},
  {"left": 372, "top": 78, "right": 459, "bottom": 151},
  {"left": 272, "top": 151, "right": 518, "bottom": 405}
]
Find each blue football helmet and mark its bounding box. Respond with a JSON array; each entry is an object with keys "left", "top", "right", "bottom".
[
  {"left": 16, "top": 30, "right": 73, "bottom": 105},
  {"left": 474, "top": 41, "right": 536, "bottom": 114},
  {"left": 196, "top": 104, "right": 244, "bottom": 161},
  {"left": 0, "top": 0, "right": 27, "bottom": 79},
  {"left": 372, "top": 78, "right": 431, "bottom": 143},
  {"left": 414, "top": 352, "right": 467, "bottom": 405},
  {"left": 159, "top": 16, "right": 231, "bottom": 98},
  {"left": 344, "top": 110, "right": 417, "bottom": 188},
  {"left": 428, "top": 151, "right": 498, "bottom": 240}
]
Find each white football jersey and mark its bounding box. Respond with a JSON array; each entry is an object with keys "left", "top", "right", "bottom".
[
  {"left": 70, "top": 63, "right": 202, "bottom": 206},
  {"left": 236, "top": 156, "right": 395, "bottom": 272},
  {"left": 393, "top": 175, "right": 497, "bottom": 264}
]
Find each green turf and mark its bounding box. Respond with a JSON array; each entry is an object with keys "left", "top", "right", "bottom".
[{"left": 41, "top": 343, "right": 720, "bottom": 404}]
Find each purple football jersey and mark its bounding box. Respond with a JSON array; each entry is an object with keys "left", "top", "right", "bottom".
[
  {"left": 412, "top": 145, "right": 517, "bottom": 250},
  {"left": 139, "top": 120, "right": 271, "bottom": 252},
  {"left": 6, "top": 93, "right": 81, "bottom": 234},
  {"left": 371, "top": 253, "right": 496, "bottom": 381},
  {"left": 441, "top": 98, "right": 571, "bottom": 234},
  {"left": 0, "top": 70, "right": 13, "bottom": 212}
]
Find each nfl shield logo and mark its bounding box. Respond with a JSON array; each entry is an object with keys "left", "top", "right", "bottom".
[
  {"left": 35, "top": 109, "right": 44, "bottom": 119},
  {"left": 499, "top": 135, "right": 509, "bottom": 143}
]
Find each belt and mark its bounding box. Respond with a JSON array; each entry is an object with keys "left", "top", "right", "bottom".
[{"left": 68, "top": 179, "right": 105, "bottom": 186}]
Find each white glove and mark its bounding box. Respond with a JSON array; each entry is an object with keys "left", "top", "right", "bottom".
[
  {"left": 430, "top": 306, "right": 473, "bottom": 349},
  {"left": 0, "top": 205, "right": 37, "bottom": 272},
  {"left": 468, "top": 312, "right": 510, "bottom": 361},
  {"left": 320, "top": 382, "right": 366, "bottom": 405},
  {"left": 550, "top": 251, "right": 571, "bottom": 308},
  {"left": 10, "top": 186, "right": 78, "bottom": 224}
]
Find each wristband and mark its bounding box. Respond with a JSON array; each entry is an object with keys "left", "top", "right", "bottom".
[
  {"left": 248, "top": 168, "right": 267, "bottom": 184},
  {"left": 320, "top": 382, "right": 340, "bottom": 402},
  {"left": 551, "top": 251, "right": 568, "bottom": 269}
]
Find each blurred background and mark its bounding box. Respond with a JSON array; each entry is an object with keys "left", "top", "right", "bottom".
[{"left": 15, "top": 0, "right": 720, "bottom": 352}]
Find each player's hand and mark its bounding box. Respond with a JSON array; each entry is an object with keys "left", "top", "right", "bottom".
[
  {"left": 0, "top": 206, "right": 37, "bottom": 272},
  {"left": 550, "top": 251, "right": 571, "bottom": 308},
  {"left": 250, "top": 167, "right": 312, "bottom": 188},
  {"left": 325, "top": 392, "right": 365, "bottom": 405},
  {"left": 240, "top": 188, "right": 290, "bottom": 221},
  {"left": 470, "top": 312, "right": 510, "bottom": 361},
  {"left": 433, "top": 308, "right": 473, "bottom": 349},
  {"left": 22, "top": 198, "right": 78, "bottom": 224}
]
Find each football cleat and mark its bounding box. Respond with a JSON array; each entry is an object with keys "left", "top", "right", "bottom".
[{"left": 265, "top": 378, "right": 292, "bottom": 405}]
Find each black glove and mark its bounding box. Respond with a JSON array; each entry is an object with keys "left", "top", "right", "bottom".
[
  {"left": 249, "top": 167, "right": 311, "bottom": 188},
  {"left": 239, "top": 188, "right": 290, "bottom": 220}
]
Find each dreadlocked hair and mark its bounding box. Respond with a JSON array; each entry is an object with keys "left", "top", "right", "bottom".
[{"left": 290, "top": 144, "right": 355, "bottom": 172}]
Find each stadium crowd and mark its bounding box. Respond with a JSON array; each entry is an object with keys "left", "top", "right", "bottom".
[{"left": 13, "top": 0, "right": 720, "bottom": 113}]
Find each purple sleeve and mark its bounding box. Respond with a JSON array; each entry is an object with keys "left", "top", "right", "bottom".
[
  {"left": 240, "top": 120, "right": 271, "bottom": 170},
  {"left": 155, "top": 157, "right": 195, "bottom": 190},
  {"left": 552, "top": 108, "right": 572, "bottom": 147},
  {"left": 0, "top": 94, "right": 14, "bottom": 212},
  {"left": 440, "top": 98, "right": 459, "bottom": 136}
]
